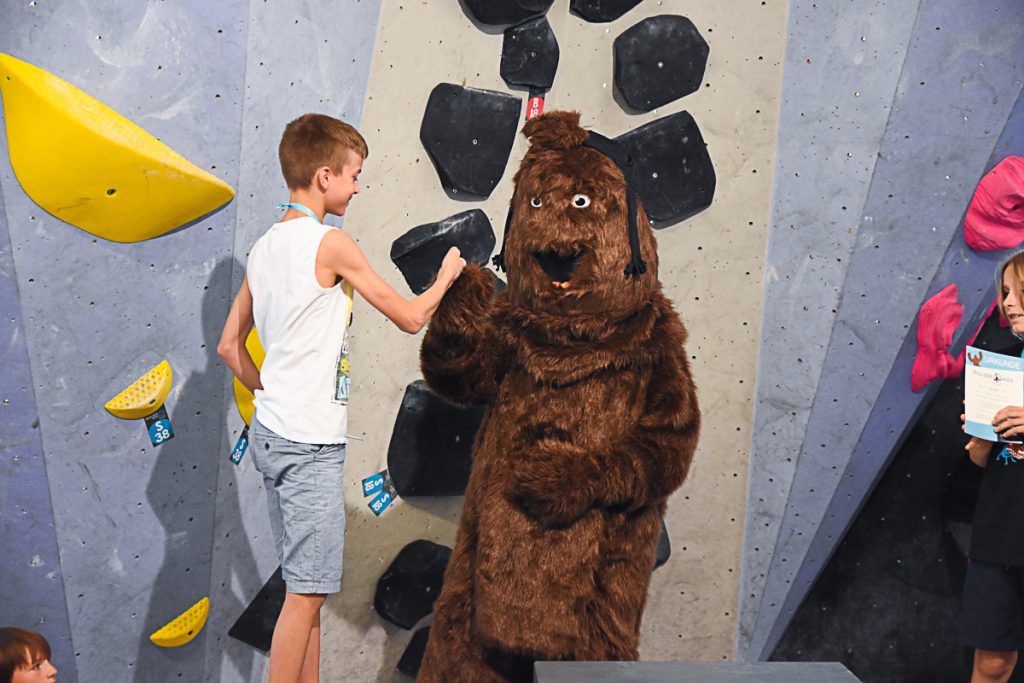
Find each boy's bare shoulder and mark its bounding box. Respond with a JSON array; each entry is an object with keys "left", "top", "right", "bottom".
[
  {"left": 323, "top": 227, "right": 357, "bottom": 249},
  {"left": 319, "top": 228, "right": 365, "bottom": 266}
]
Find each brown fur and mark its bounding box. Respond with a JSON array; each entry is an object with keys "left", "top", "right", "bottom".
[{"left": 417, "top": 111, "right": 700, "bottom": 683}]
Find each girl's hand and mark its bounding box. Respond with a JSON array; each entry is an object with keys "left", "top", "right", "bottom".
[
  {"left": 992, "top": 405, "right": 1024, "bottom": 438},
  {"left": 965, "top": 437, "right": 995, "bottom": 467}
]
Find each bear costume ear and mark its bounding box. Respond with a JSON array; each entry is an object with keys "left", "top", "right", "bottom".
[{"left": 522, "top": 110, "right": 589, "bottom": 151}]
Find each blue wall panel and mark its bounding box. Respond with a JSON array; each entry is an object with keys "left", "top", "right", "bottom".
[
  {"left": 0, "top": 2, "right": 248, "bottom": 681},
  {"left": 762, "top": 85, "right": 1024, "bottom": 659},
  {"left": 206, "top": 1, "right": 383, "bottom": 680},
  {"left": 749, "top": 0, "right": 1024, "bottom": 659},
  {"left": 0, "top": 186, "right": 77, "bottom": 682},
  {"left": 739, "top": 0, "right": 921, "bottom": 658}
]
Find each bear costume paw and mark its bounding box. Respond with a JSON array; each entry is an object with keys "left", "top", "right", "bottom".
[{"left": 511, "top": 439, "right": 601, "bottom": 526}]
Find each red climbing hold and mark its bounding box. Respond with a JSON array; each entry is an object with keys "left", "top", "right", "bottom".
[
  {"left": 911, "top": 284, "right": 965, "bottom": 392},
  {"left": 964, "top": 156, "right": 1024, "bottom": 252}
]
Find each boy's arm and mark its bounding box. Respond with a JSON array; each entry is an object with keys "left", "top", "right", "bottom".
[
  {"left": 320, "top": 230, "right": 464, "bottom": 334},
  {"left": 217, "top": 275, "right": 263, "bottom": 392}
]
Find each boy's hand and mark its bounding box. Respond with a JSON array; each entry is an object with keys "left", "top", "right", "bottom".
[{"left": 439, "top": 246, "right": 467, "bottom": 286}]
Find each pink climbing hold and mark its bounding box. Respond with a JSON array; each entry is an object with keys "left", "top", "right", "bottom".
[
  {"left": 911, "top": 284, "right": 964, "bottom": 392},
  {"left": 964, "top": 156, "right": 1024, "bottom": 252}
]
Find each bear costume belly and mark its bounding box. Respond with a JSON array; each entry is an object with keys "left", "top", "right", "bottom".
[{"left": 468, "top": 366, "right": 659, "bottom": 659}]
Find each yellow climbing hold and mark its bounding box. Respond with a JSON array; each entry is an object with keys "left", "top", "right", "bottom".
[
  {"left": 233, "top": 328, "right": 265, "bottom": 427},
  {"left": 104, "top": 360, "right": 172, "bottom": 420},
  {"left": 149, "top": 596, "right": 209, "bottom": 648},
  {"left": 0, "top": 53, "right": 234, "bottom": 242}
]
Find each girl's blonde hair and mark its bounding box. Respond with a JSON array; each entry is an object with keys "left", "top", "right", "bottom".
[{"left": 998, "top": 250, "right": 1024, "bottom": 322}]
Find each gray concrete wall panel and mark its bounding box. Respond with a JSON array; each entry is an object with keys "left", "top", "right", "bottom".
[
  {"left": 738, "top": 0, "right": 921, "bottom": 659},
  {"left": 207, "top": 2, "right": 383, "bottom": 681},
  {"left": 321, "top": 0, "right": 787, "bottom": 675},
  {"left": 0, "top": 187, "right": 77, "bottom": 683},
  {"left": 748, "top": 0, "right": 1024, "bottom": 659},
  {"left": 762, "top": 86, "right": 1024, "bottom": 658},
  {"left": 0, "top": 2, "right": 248, "bottom": 681}
]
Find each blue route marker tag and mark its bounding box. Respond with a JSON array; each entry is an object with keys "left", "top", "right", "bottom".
[
  {"left": 362, "top": 472, "right": 384, "bottom": 497},
  {"left": 369, "top": 489, "right": 394, "bottom": 516},
  {"left": 144, "top": 406, "right": 174, "bottom": 446},
  {"left": 231, "top": 425, "right": 249, "bottom": 465}
]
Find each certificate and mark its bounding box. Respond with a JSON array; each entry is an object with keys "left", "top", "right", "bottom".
[{"left": 964, "top": 345, "right": 1024, "bottom": 443}]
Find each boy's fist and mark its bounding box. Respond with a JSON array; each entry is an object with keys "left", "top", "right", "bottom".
[{"left": 440, "top": 246, "right": 467, "bottom": 284}]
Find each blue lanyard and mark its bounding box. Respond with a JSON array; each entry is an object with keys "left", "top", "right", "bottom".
[{"left": 275, "top": 202, "right": 321, "bottom": 223}]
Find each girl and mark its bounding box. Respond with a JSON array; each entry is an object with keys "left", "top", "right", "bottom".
[{"left": 960, "top": 250, "right": 1024, "bottom": 683}]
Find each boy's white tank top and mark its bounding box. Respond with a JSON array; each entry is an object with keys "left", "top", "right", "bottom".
[{"left": 247, "top": 216, "right": 354, "bottom": 444}]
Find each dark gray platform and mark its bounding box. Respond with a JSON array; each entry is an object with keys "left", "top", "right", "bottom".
[{"left": 534, "top": 661, "right": 861, "bottom": 683}]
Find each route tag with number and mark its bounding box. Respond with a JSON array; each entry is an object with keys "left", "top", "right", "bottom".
[
  {"left": 364, "top": 469, "right": 396, "bottom": 515},
  {"left": 144, "top": 406, "right": 174, "bottom": 446},
  {"left": 369, "top": 489, "right": 394, "bottom": 516},
  {"left": 230, "top": 425, "right": 249, "bottom": 465},
  {"left": 362, "top": 469, "right": 394, "bottom": 497}
]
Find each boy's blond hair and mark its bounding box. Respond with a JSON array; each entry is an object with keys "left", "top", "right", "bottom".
[{"left": 279, "top": 113, "right": 369, "bottom": 190}]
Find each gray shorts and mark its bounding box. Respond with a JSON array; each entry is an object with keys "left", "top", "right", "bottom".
[{"left": 250, "top": 418, "right": 346, "bottom": 594}]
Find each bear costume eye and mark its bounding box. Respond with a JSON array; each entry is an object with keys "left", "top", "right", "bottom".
[
  {"left": 571, "top": 194, "right": 591, "bottom": 208},
  {"left": 530, "top": 197, "right": 543, "bottom": 208}
]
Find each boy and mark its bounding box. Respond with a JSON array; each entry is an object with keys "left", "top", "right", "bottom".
[
  {"left": 218, "top": 113, "right": 465, "bottom": 683},
  {"left": 0, "top": 627, "right": 58, "bottom": 683}
]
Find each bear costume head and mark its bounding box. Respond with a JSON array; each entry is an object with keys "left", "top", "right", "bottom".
[{"left": 496, "top": 111, "right": 659, "bottom": 320}]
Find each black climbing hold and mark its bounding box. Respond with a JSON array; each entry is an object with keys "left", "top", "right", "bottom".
[
  {"left": 391, "top": 210, "right": 497, "bottom": 295},
  {"left": 227, "top": 566, "right": 286, "bottom": 653},
  {"left": 397, "top": 626, "right": 431, "bottom": 677},
  {"left": 387, "top": 381, "right": 485, "bottom": 497},
  {"left": 501, "top": 16, "right": 559, "bottom": 92},
  {"left": 420, "top": 84, "right": 522, "bottom": 199},
  {"left": 616, "top": 111, "right": 715, "bottom": 229},
  {"left": 570, "top": 0, "right": 643, "bottom": 23},
  {"left": 613, "top": 15, "right": 709, "bottom": 111},
  {"left": 375, "top": 540, "right": 451, "bottom": 630},
  {"left": 462, "top": 0, "right": 554, "bottom": 26},
  {"left": 654, "top": 519, "right": 670, "bottom": 570}
]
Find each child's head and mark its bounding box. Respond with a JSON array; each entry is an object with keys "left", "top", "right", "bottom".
[
  {"left": 279, "top": 113, "right": 368, "bottom": 191},
  {"left": 999, "top": 250, "right": 1024, "bottom": 338},
  {"left": 0, "top": 628, "right": 57, "bottom": 683}
]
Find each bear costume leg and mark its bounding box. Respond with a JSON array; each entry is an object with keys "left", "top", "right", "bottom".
[{"left": 418, "top": 516, "right": 512, "bottom": 683}]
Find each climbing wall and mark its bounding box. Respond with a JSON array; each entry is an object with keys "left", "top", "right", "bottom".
[{"left": 4, "top": 1, "right": 1021, "bottom": 682}]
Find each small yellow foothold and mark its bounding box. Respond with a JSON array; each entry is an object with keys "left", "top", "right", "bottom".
[
  {"left": 149, "top": 596, "right": 209, "bottom": 648},
  {"left": 104, "top": 360, "right": 172, "bottom": 420},
  {"left": 233, "top": 328, "right": 265, "bottom": 427},
  {"left": 0, "top": 53, "right": 235, "bottom": 242}
]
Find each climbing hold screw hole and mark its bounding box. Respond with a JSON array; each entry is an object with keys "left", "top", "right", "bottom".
[{"left": 106, "top": 188, "right": 117, "bottom": 196}]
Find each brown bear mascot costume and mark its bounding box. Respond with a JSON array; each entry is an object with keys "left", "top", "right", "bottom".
[{"left": 416, "top": 111, "right": 700, "bottom": 683}]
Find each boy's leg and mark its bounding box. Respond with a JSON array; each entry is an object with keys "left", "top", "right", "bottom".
[
  {"left": 972, "top": 649, "right": 1017, "bottom": 683},
  {"left": 254, "top": 425, "right": 344, "bottom": 683},
  {"left": 298, "top": 608, "right": 321, "bottom": 683},
  {"left": 269, "top": 592, "right": 325, "bottom": 683}
]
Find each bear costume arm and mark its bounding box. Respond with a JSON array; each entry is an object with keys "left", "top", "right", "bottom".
[
  {"left": 420, "top": 264, "right": 507, "bottom": 406},
  {"left": 513, "top": 325, "right": 700, "bottom": 526}
]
